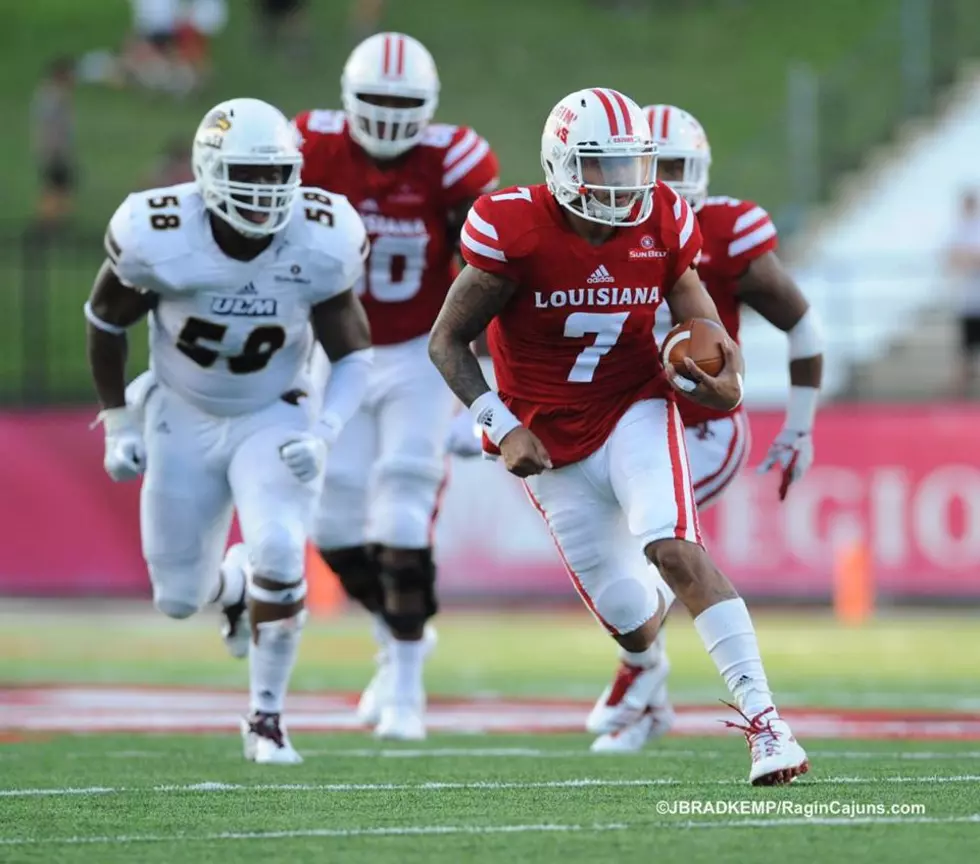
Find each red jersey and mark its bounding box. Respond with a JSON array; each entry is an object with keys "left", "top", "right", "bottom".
[
  {"left": 294, "top": 109, "right": 499, "bottom": 345},
  {"left": 461, "top": 183, "right": 702, "bottom": 467},
  {"left": 678, "top": 195, "right": 779, "bottom": 426}
]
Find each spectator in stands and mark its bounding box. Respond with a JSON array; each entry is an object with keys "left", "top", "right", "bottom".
[
  {"left": 123, "top": 0, "right": 190, "bottom": 93},
  {"left": 78, "top": 0, "right": 225, "bottom": 95},
  {"left": 30, "top": 56, "right": 77, "bottom": 230},
  {"left": 946, "top": 188, "right": 980, "bottom": 397}
]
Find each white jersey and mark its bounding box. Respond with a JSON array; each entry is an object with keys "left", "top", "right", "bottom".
[{"left": 105, "top": 182, "right": 367, "bottom": 416}]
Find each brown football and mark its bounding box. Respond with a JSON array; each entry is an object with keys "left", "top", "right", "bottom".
[{"left": 661, "top": 318, "right": 726, "bottom": 379}]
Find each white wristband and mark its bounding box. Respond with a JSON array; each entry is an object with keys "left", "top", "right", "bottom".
[
  {"left": 731, "top": 372, "right": 744, "bottom": 409},
  {"left": 469, "top": 391, "right": 522, "bottom": 447},
  {"left": 785, "top": 385, "right": 819, "bottom": 432},
  {"left": 92, "top": 406, "right": 137, "bottom": 435}
]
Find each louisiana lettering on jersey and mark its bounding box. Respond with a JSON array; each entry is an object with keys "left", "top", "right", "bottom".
[
  {"left": 534, "top": 286, "right": 660, "bottom": 309},
  {"left": 359, "top": 214, "right": 427, "bottom": 237},
  {"left": 294, "top": 109, "right": 499, "bottom": 344},
  {"left": 460, "top": 183, "right": 702, "bottom": 467},
  {"left": 103, "top": 182, "right": 367, "bottom": 416}
]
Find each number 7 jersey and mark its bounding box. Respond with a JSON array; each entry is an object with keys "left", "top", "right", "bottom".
[
  {"left": 104, "top": 182, "right": 367, "bottom": 416},
  {"left": 461, "top": 183, "right": 702, "bottom": 467}
]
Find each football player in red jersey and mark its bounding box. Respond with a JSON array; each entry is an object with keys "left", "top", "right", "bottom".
[
  {"left": 429, "top": 88, "right": 809, "bottom": 785},
  {"left": 586, "top": 105, "right": 825, "bottom": 753},
  {"left": 293, "top": 32, "right": 499, "bottom": 740}
]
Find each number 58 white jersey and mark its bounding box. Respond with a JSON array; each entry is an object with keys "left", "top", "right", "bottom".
[{"left": 104, "top": 182, "right": 368, "bottom": 416}]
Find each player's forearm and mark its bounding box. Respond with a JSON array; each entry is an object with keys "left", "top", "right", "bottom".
[
  {"left": 783, "top": 306, "right": 823, "bottom": 429},
  {"left": 428, "top": 332, "right": 491, "bottom": 407},
  {"left": 86, "top": 325, "right": 129, "bottom": 409},
  {"left": 666, "top": 267, "right": 723, "bottom": 326},
  {"left": 318, "top": 347, "right": 373, "bottom": 437}
]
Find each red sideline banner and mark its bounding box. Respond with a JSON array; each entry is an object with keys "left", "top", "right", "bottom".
[{"left": 2, "top": 406, "right": 979, "bottom": 599}]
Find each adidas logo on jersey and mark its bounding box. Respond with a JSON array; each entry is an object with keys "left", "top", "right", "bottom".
[
  {"left": 586, "top": 265, "right": 615, "bottom": 284},
  {"left": 238, "top": 282, "right": 258, "bottom": 295},
  {"left": 359, "top": 199, "right": 380, "bottom": 213},
  {"left": 211, "top": 296, "right": 279, "bottom": 317}
]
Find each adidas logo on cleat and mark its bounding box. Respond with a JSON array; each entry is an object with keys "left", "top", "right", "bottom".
[{"left": 586, "top": 265, "right": 615, "bottom": 284}]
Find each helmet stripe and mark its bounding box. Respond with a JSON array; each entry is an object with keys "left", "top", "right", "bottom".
[
  {"left": 645, "top": 107, "right": 657, "bottom": 138},
  {"left": 382, "top": 34, "right": 391, "bottom": 75},
  {"left": 396, "top": 35, "right": 405, "bottom": 75},
  {"left": 609, "top": 90, "right": 633, "bottom": 135},
  {"left": 661, "top": 106, "right": 671, "bottom": 139},
  {"left": 591, "top": 88, "right": 619, "bottom": 136}
]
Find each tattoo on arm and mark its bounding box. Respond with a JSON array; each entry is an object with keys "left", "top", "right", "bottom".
[
  {"left": 86, "top": 260, "right": 156, "bottom": 409},
  {"left": 311, "top": 289, "right": 372, "bottom": 362},
  {"left": 428, "top": 265, "right": 516, "bottom": 406}
]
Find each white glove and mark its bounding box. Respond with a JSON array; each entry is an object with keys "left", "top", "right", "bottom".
[
  {"left": 98, "top": 407, "right": 146, "bottom": 482},
  {"left": 757, "top": 428, "right": 814, "bottom": 501},
  {"left": 444, "top": 410, "right": 483, "bottom": 458},
  {"left": 279, "top": 415, "right": 341, "bottom": 484}
]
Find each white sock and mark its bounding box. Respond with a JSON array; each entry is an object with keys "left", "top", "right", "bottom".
[
  {"left": 212, "top": 544, "right": 247, "bottom": 607},
  {"left": 249, "top": 609, "right": 307, "bottom": 715},
  {"left": 390, "top": 639, "right": 426, "bottom": 708},
  {"left": 618, "top": 629, "right": 666, "bottom": 667},
  {"left": 693, "top": 598, "right": 775, "bottom": 717}
]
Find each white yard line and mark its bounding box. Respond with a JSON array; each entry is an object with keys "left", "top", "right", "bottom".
[
  {"left": 0, "top": 822, "right": 629, "bottom": 846},
  {"left": 3, "top": 775, "right": 980, "bottom": 799},
  {"left": 34, "top": 747, "right": 980, "bottom": 762},
  {"left": 1, "top": 815, "right": 978, "bottom": 847}
]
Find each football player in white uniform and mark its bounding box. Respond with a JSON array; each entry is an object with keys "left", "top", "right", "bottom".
[{"left": 84, "top": 98, "right": 373, "bottom": 764}]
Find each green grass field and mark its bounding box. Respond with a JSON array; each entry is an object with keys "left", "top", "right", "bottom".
[{"left": 2, "top": 605, "right": 979, "bottom": 862}]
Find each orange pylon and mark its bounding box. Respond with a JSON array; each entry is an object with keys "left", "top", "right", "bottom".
[
  {"left": 833, "top": 539, "right": 874, "bottom": 624},
  {"left": 304, "top": 541, "right": 345, "bottom": 615}
]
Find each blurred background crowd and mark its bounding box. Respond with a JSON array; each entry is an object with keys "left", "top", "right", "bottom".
[{"left": 4, "top": 0, "right": 980, "bottom": 610}]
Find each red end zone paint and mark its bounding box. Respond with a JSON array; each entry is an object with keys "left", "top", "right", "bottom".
[{"left": 3, "top": 687, "right": 980, "bottom": 740}]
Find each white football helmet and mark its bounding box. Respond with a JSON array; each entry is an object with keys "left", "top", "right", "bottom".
[
  {"left": 541, "top": 88, "right": 657, "bottom": 227},
  {"left": 192, "top": 97, "right": 302, "bottom": 238},
  {"left": 644, "top": 104, "right": 711, "bottom": 211},
  {"left": 341, "top": 32, "right": 440, "bottom": 159}
]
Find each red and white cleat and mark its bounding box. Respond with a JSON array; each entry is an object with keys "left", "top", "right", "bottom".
[
  {"left": 590, "top": 702, "right": 676, "bottom": 752},
  {"left": 586, "top": 655, "right": 671, "bottom": 737},
  {"left": 723, "top": 703, "right": 809, "bottom": 786}
]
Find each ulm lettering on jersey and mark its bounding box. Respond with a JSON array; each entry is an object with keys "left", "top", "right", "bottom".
[
  {"left": 534, "top": 286, "right": 660, "bottom": 309},
  {"left": 211, "top": 296, "right": 279, "bottom": 317}
]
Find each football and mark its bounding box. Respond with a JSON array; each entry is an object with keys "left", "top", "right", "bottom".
[{"left": 661, "top": 318, "right": 727, "bottom": 379}]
